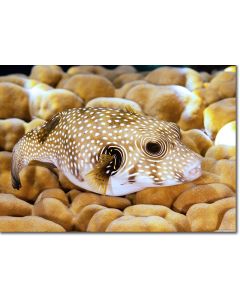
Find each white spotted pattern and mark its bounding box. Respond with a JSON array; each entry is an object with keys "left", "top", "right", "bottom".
[{"left": 12, "top": 107, "right": 202, "bottom": 196}]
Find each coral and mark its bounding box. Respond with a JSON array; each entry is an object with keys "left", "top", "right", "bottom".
[
  {"left": 215, "top": 121, "right": 236, "bottom": 147},
  {"left": 203, "top": 98, "right": 236, "bottom": 139},
  {"left": 67, "top": 65, "right": 137, "bottom": 81},
  {"left": 199, "top": 72, "right": 212, "bottom": 82},
  {"left": 195, "top": 71, "right": 236, "bottom": 105},
  {"left": 74, "top": 204, "right": 106, "bottom": 231},
  {"left": 67, "top": 189, "right": 81, "bottom": 202},
  {"left": 145, "top": 67, "right": 186, "bottom": 86},
  {"left": 30, "top": 65, "right": 64, "bottom": 87},
  {"left": 86, "top": 208, "right": 123, "bottom": 232},
  {"left": 126, "top": 83, "right": 204, "bottom": 130},
  {"left": 106, "top": 216, "right": 177, "bottom": 232},
  {"left": 35, "top": 188, "right": 69, "bottom": 206},
  {"left": 56, "top": 170, "right": 82, "bottom": 191},
  {"left": 0, "top": 118, "right": 26, "bottom": 151},
  {"left": 24, "top": 118, "right": 46, "bottom": 133},
  {"left": 172, "top": 183, "right": 234, "bottom": 214},
  {"left": 145, "top": 67, "right": 203, "bottom": 91},
  {"left": 32, "top": 197, "right": 73, "bottom": 231},
  {"left": 107, "top": 65, "right": 137, "bottom": 80},
  {"left": 0, "top": 193, "right": 32, "bottom": 216},
  {"left": 186, "top": 197, "right": 236, "bottom": 232},
  {"left": 224, "top": 66, "right": 236, "bottom": 72},
  {"left": 135, "top": 182, "right": 195, "bottom": 208},
  {"left": 0, "top": 83, "right": 31, "bottom": 120},
  {"left": 56, "top": 73, "right": 72, "bottom": 88},
  {"left": 218, "top": 208, "right": 236, "bottom": 232},
  {"left": 70, "top": 192, "right": 131, "bottom": 214},
  {"left": 0, "top": 81, "right": 82, "bottom": 123},
  {"left": 28, "top": 83, "right": 84, "bottom": 120},
  {"left": 181, "top": 129, "right": 213, "bottom": 155},
  {"left": 86, "top": 97, "right": 143, "bottom": 114},
  {"left": 205, "top": 145, "right": 235, "bottom": 160},
  {"left": 123, "top": 204, "right": 190, "bottom": 231},
  {"left": 0, "top": 74, "right": 27, "bottom": 86},
  {"left": 61, "top": 74, "right": 115, "bottom": 102},
  {"left": 113, "top": 72, "right": 144, "bottom": 88},
  {"left": 115, "top": 80, "right": 147, "bottom": 98},
  {"left": 0, "top": 216, "right": 65, "bottom": 232},
  {"left": 67, "top": 65, "right": 106, "bottom": 76},
  {"left": 202, "top": 158, "right": 236, "bottom": 191}
]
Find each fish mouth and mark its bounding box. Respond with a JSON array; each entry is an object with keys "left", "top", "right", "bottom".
[
  {"left": 183, "top": 163, "right": 202, "bottom": 181},
  {"left": 153, "top": 179, "right": 182, "bottom": 186},
  {"left": 153, "top": 163, "right": 202, "bottom": 186}
]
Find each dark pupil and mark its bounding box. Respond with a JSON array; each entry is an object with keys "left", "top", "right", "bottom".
[
  {"left": 103, "top": 146, "right": 122, "bottom": 176},
  {"left": 146, "top": 142, "right": 161, "bottom": 154}
]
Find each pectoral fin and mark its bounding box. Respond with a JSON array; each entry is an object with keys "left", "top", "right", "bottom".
[{"left": 85, "top": 154, "right": 114, "bottom": 195}]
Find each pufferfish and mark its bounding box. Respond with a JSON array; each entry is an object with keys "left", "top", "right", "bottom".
[{"left": 11, "top": 107, "right": 202, "bottom": 196}]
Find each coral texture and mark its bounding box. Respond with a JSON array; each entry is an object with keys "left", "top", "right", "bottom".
[{"left": 0, "top": 65, "right": 236, "bottom": 232}]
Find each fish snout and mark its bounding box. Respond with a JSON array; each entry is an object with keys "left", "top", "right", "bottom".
[{"left": 183, "top": 161, "right": 202, "bottom": 181}]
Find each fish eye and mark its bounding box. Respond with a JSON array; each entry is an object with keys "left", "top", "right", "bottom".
[
  {"left": 144, "top": 139, "right": 168, "bottom": 158},
  {"left": 101, "top": 145, "right": 126, "bottom": 176},
  {"left": 146, "top": 142, "right": 161, "bottom": 155}
]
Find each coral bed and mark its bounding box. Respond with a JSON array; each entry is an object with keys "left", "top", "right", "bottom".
[{"left": 0, "top": 65, "right": 236, "bottom": 232}]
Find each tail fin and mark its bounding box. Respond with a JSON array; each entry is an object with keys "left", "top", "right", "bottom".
[
  {"left": 11, "top": 147, "right": 22, "bottom": 190},
  {"left": 11, "top": 170, "right": 21, "bottom": 190},
  {"left": 10, "top": 115, "right": 60, "bottom": 190}
]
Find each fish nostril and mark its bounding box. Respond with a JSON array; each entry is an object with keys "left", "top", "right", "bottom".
[
  {"left": 188, "top": 167, "right": 201, "bottom": 176},
  {"left": 183, "top": 162, "right": 202, "bottom": 179}
]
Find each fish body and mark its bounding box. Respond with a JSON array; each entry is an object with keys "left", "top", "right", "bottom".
[{"left": 12, "top": 107, "right": 202, "bottom": 196}]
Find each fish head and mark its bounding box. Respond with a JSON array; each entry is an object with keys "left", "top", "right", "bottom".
[
  {"left": 99, "top": 115, "right": 202, "bottom": 195},
  {"left": 132, "top": 120, "right": 202, "bottom": 186}
]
